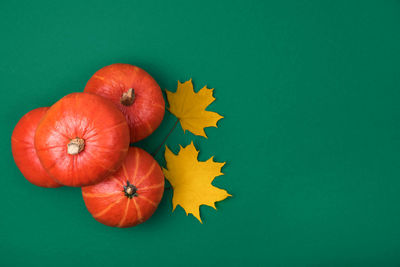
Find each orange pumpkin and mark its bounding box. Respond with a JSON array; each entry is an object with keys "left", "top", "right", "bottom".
[
  {"left": 82, "top": 147, "right": 164, "bottom": 227},
  {"left": 11, "top": 107, "right": 61, "bottom": 188},
  {"left": 35, "top": 93, "right": 130, "bottom": 187},
  {"left": 84, "top": 63, "right": 165, "bottom": 143}
]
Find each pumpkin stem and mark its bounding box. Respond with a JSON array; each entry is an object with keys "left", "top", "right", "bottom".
[
  {"left": 123, "top": 180, "right": 138, "bottom": 198},
  {"left": 120, "top": 88, "right": 135, "bottom": 106},
  {"left": 67, "top": 138, "right": 85, "bottom": 155}
]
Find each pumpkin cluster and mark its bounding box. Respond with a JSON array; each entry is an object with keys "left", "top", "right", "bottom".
[{"left": 11, "top": 64, "right": 165, "bottom": 228}]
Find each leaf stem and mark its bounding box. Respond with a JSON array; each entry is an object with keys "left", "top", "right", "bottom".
[{"left": 152, "top": 118, "right": 179, "bottom": 157}]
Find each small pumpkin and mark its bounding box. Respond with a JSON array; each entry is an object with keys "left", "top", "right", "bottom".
[
  {"left": 35, "top": 93, "right": 130, "bottom": 187},
  {"left": 82, "top": 147, "right": 164, "bottom": 227},
  {"left": 11, "top": 107, "right": 61, "bottom": 188},
  {"left": 84, "top": 63, "right": 165, "bottom": 143}
]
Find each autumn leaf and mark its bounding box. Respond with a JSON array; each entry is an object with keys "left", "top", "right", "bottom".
[
  {"left": 162, "top": 142, "right": 231, "bottom": 223},
  {"left": 166, "top": 79, "right": 223, "bottom": 138}
]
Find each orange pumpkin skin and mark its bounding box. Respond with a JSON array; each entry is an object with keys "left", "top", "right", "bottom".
[
  {"left": 11, "top": 107, "right": 61, "bottom": 188},
  {"left": 82, "top": 147, "right": 164, "bottom": 228},
  {"left": 84, "top": 63, "right": 165, "bottom": 143},
  {"left": 35, "top": 93, "right": 130, "bottom": 187}
]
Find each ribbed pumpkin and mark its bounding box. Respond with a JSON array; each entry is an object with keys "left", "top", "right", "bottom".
[
  {"left": 82, "top": 147, "right": 164, "bottom": 228},
  {"left": 84, "top": 63, "right": 165, "bottom": 143},
  {"left": 35, "top": 93, "right": 130, "bottom": 187},
  {"left": 11, "top": 107, "right": 61, "bottom": 188}
]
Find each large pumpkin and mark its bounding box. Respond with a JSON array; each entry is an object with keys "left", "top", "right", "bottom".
[
  {"left": 82, "top": 147, "right": 164, "bottom": 227},
  {"left": 11, "top": 107, "right": 61, "bottom": 188},
  {"left": 35, "top": 93, "right": 130, "bottom": 187},
  {"left": 84, "top": 63, "right": 165, "bottom": 143}
]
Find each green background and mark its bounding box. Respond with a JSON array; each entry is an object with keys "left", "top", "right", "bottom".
[{"left": 1, "top": 0, "right": 400, "bottom": 266}]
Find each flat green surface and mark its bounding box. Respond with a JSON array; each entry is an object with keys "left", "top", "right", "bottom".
[{"left": 1, "top": 0, "right": 400, "bottom": 266}]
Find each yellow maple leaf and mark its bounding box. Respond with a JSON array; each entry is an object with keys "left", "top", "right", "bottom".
[
  {"left": 162, "top": 142, "right": 231, "bottom": 223},
  {"left": 166, "top": 79, "right": 223, "bottom": 138}
]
